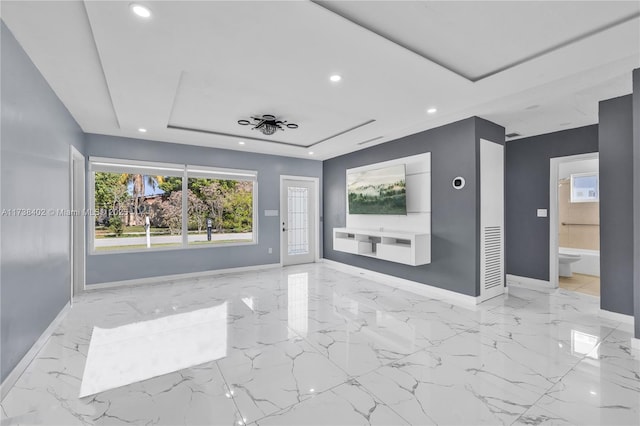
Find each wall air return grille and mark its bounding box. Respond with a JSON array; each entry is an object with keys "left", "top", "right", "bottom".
[{"left": 483, "top": 226, "right": 502, "bottom": 290}]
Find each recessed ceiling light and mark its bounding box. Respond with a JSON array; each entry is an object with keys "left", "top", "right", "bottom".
[
  {"left": 308, "top": 151, "right": 314, "bottom": 155},
  {"left": 427, "top": 107, "right": 437, "bottom": 114},
  {"left": 329, "top": 74, "right": 342, "bottom": 82},
  {"left": 138, "top": 128, "right": 147, "bottom": 133},
  {"left": 130, "top": 3, "right": 152, "bottom": 18},
  {"left": 238, "top": 141, "right": 245, "bottom": 145}
]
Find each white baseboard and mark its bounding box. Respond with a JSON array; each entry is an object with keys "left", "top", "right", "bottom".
[
  {"left": 599, "top": 309, "right": 634, "bottom": 324},
  {"left": 85, "top": 263, "right": 281, "bottom": 291},
  {"left": 506, "top": 274, "right": 555, "bottom": 290},
  {"left": 1, "top": 302, "right": 71, "bottom": 401},
  {"left": 322, "top": 259, "right": 479, "bottom": 306}
]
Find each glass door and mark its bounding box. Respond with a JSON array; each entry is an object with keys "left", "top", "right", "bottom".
[{"left": 281, "top": 178, "right": 316, "bottom": 266}]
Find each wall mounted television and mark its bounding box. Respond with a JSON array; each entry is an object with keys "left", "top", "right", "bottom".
[{"left": 347, "top": 164, "right": 407, "bottom": 215}]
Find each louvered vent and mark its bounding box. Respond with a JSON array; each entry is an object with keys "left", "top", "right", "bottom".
[{"left": 483, "top": 226, "right": 502, "bottom": 290}]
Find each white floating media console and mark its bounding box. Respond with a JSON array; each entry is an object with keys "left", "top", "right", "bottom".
[
  {"left": 333, "top": 228, "right": 430, "bottom": 266},
  {"left": 333, "top": 153, "right": 431, "bottom": 266}
]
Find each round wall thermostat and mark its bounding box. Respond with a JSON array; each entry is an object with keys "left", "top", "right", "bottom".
[{"left": 452, "top": 176, "right": 466, "bottom": 189}]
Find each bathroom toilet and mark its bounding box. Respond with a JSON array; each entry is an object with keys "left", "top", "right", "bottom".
[{"left": 559, "top": 253, "right": 582, "bottom": 277}]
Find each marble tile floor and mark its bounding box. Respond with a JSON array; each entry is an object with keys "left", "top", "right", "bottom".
[
  {"left": 1, "top": 263, "right": 639, "bottom": 426},
  {"left": 559, "top": 273, "right": 600, "bottom": 297}
]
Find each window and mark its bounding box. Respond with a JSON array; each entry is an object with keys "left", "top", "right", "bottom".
[
  {"left": 186, "top": 166, "right": 255, "bottom": 246},
  {"left": 90, "top": 158, "right": 257, "bottom": 253},
  {"left": 570, "top": 172, "right": 599, "bottom": 203}
]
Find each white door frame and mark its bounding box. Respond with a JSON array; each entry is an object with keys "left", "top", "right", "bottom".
[
  {"left": 279, "top": 175, "right": 321, "bottom": 266},
  {"left": 549, "top": 152, "right": 599, "bottom": 289},
  {"left": 69, "top": 146, "right": 86, "bottom": 300}
]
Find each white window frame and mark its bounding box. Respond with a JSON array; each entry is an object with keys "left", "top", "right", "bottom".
[
  {"left": 185, "top": 164, "right": 258, "bottom": 248},
  {"left": 570, "top": 172, "right": 599, "bottom": 203},
  {"left": 89, "top": 157, "right": 258, "bottom": 255}
]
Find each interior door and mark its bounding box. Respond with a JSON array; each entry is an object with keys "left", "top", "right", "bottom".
[{"left": 281, "top": 178, "right": 316, "bottom": 266}]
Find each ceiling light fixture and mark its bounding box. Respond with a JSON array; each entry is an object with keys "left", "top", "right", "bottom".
[
  {"left": 138, "top": 128, "right": 147, "bottom": 133},
  {"left": 308, "top": 151, "right": 314, "bottom": 155},
  {"left": 130, "top": 3, "right": 151, "bottom": 18},
  {"left": 237, "top": 114, "right": 298, "bottom": 136},
  {"left": 330, "top": 74, "right": 342, "bottom": 82},
  {"left": 427, "top": 107, "right": 437, "bottom": 114},
  {"left": 238, "top": 141, "right": 245, "bottom": 145}
]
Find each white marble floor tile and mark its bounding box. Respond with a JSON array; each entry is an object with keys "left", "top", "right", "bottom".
[
  {"left": 357, "top": 347, "right": 538, "bottom": 425},
  {"left": 254, "top": 380, "right": 411, "bottom": 426},
  {"left": 301, "top": 320, "right": 423, "bottom": 377},
  {"left": 2, "top": 263, "right": 636, "bottom": 426},
  {"left": 3, "top": 360, "right": 243, "bottom": 425},
  {"left": 536, "top": 365, "right": 640, "bottom": 426},
  {"left": 512, "top": 405, "right": 575, "bottom": 425},
  {"left": 217, "top": 336, "right": 348, "bottom": 423},
  {"left": 579, "top": 328, "right": 640, "bottom": 390}
]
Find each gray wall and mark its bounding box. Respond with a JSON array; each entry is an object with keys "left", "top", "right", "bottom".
[
  {"left": 1, "top": 22, "right": 85, "bottom": 382},
  {"left": 634, "top": 69, "right": 640, "bottom": 338},
  {"left": 323, "top": 117, "right": 504, "bottom": 297},
  {"left": 599, "top": 95, "right": 634, "bottom": 316},
  {"left": 85, "top": 134, "right": 322, "bottom": 284},
  {"left": 505, "top": 125, "right": 598, "bottom": 281}
]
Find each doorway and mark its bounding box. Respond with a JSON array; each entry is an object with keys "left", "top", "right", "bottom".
[
  {"left": 70, "top": 146, "right": 86, "bottom": 299},
  {"left": 550, "top": 153, "right": 600, "bottom": 296},
  {"left": 280, "top": 176, "right": 319, "bottom": 266}
]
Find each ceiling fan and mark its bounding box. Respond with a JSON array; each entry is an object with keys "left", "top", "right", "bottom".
[{"left": 237, "top": 114, "right": 299, "bottom": 136}]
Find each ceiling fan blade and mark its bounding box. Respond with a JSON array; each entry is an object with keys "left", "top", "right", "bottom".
[
  {"left": 262, "top": 114, "right": 276, "bottom": 121},
  {"left": 286, "top": 123, "right": 299, "bottom": 129}
]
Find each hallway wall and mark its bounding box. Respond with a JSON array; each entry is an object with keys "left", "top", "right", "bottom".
[{"left": 0, "top": 22, "right": 85, "bottom": 382}]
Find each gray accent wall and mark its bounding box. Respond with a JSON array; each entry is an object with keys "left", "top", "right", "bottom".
[
  {"left": 1, "top": 22, "right": 85, "bottom": 382},
  {"left": 323, "top": 117, "right": 504, "bottom": 297},
  {"left": 634, "top": 69, "right": 640, "bottom": 338},
  {"left": 599, "top": 95, "right": 634, "bottom": 316},
  {"left": 505, "top": 126, "right": 598, "bottom": 281},
  {"left": 85, "top": 134, "right": 322, "bottom": 285}
]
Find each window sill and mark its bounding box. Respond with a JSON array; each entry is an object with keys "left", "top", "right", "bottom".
[{"left": 89, "top": 240, "right": 257, "bottom": 256}]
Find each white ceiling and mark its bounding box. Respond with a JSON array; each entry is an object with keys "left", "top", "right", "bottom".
[{"left": 2, "top": 1, "right": 639, "bottom": 160}]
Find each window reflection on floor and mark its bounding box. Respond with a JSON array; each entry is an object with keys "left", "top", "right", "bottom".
[
  {"left": 80, "top": 303, "right": 228, "bottom": 397},
  {"left": 288, "top": 273, "right": 309, "bottom": 337},
  {"left": 571, "top": 329, "right": 599, "bottom": 359}
]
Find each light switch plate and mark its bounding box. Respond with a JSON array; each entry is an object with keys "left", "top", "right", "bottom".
[{"left": 537, "top": 209, "right": 548, "bottom": 217}]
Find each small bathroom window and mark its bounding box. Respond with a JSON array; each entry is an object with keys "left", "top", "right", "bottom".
[{"left": 570, "top": 172, "right": 599, "bottom": 203}]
